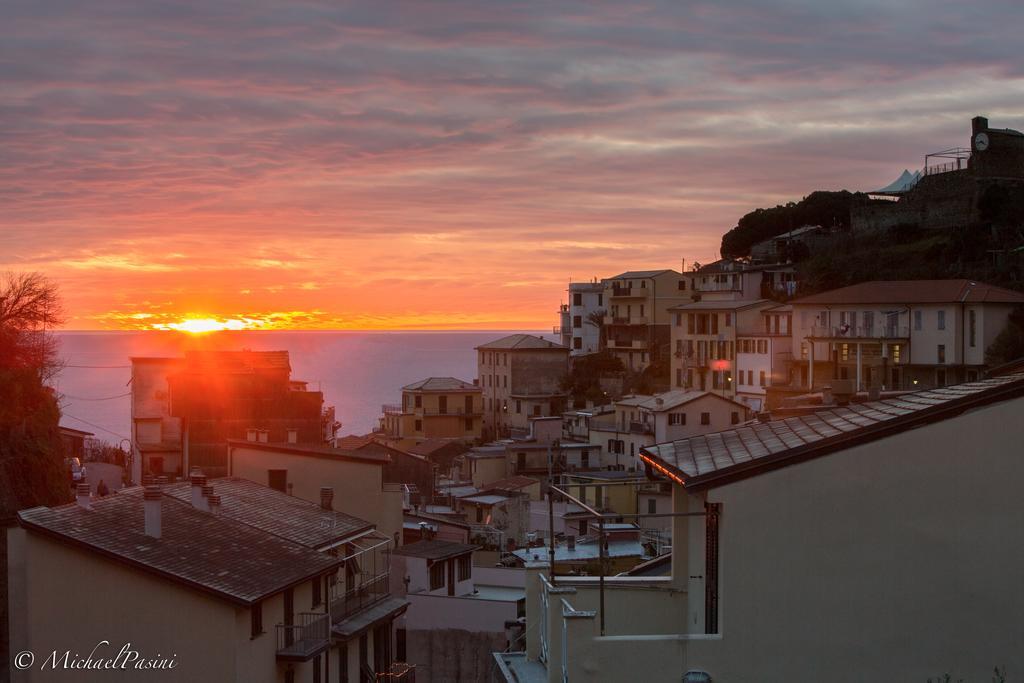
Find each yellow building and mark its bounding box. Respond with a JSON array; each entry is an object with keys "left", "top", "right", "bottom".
[
  {"left": 8, "top": 477, "right": 410, "bottom": 682},
  {"left": 603, "top": 269, "right": 689, "bottom": 372},
  {"left": 381, "top": 377, "right": 483, "bottom": 444},
  {"left": 227, "top": 439, "right": 405, "bottom": 547},
  {"left": 669, "top": 299, "right": 773, "bottom": 397}
]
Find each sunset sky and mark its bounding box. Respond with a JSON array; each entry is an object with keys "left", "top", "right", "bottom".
[{"left": 3, "top": 0, "right": 1024, "bottom": 330}]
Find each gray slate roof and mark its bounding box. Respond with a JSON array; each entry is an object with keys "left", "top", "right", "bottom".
[
  {"left": 392, "top": 539, "right": 477, "bottom": 560},
  {"left": 402, "top": 377, "right": 480, "bottom": 392},
  {"left": 18, "top": 487, "right": 342, "bottom": 605},
  {"left": 607, "top": 269, "right": 677, "bottom": 279},
  {"left": 640, "top": 373, "right": 1024, "bottom": 490},
  {"left": 475, "top": 334, "right": 567, "bottom": 351},
  {"left": 162, "top": 477, "right": 373, "bottom": 550}
]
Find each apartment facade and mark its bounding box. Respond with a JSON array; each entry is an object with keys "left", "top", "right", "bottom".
[
  {"left": 603, "top": 270, "right": 689, "bottom": 372},
  {"left": 498, "top": 370, "right": 1024, "bottom": 681},
  {"left": 669, "top": 299, "right": 774, "bottom": 397},
  {"left": 227, "top": 439, "right": 404, "bottom": 546},
  {"left": 790, "top": 279, "right": 1024, "bottom": 390},
  {"left": 381, "top": 376, "right": 483, "bottom": 444},
  {"left": 8, "top": 478, "right": 409, "bottom": 682},
  {"left": 687, "top": 259, "right": 798, "bottom": 302},
  {"left": 735, "top": 304, "right": 794, "bottom": 411},
  {"left": 557, "top": 281, "right": 605, "bottom": 356},
  {"left": 130, "top": 351, "right": 336, "bottom": 482},
  {"left": 476, "top": 334, "right": 569, "bottom": 439}
]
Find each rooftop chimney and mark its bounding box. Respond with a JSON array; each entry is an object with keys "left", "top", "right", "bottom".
[
  {"left": 190, "top": 470, "right": 207, "bottom": 509},
  {"left": 143, "top": 485, "right": 162, "bottom": 539},
  {"left": 199, "top": 484, "right": 214, "bottom": 512},
  {"left": 320, "top": 486, "right": 334, "bottom": 511},
  {"left": 75, "top": 483, "right": 91, "bottom": 510},
  {"left": 208, "top": 494, "right": 221, "bottom": 516},
  {"left": 246, "top": 428, "right": 258, "bottom": 442}
]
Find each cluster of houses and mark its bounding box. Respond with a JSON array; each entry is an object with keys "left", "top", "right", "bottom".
[{"left": 8, "top": 266, "right": 1024, "bottom": 681}]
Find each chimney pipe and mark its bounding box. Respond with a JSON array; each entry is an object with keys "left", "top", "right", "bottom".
[
  {"left": 320, "top": 487, "right": 334, "bottom": 511},
  {"left": 207, "top": 494, "right": 221, "bottom": 516},
  {"left": 75, "top": 483, "right": 91, "bottom": 510},
  {"left": 143, "top": 485, "right": 162, "bottom": 539},
  {"left": 199, "top": 484, "right": 214, "bottom": 512},
  {"left": 190, "top": 470, "right": 207, "bottom": 509},
  {"left": 246, "top": 428, "right": 258, "bottom": 442}
]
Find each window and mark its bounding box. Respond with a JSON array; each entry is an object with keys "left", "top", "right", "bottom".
[
  {"left": 457, "top": 555, "right": 471, "bottom": 582},
  {"left": 914, "top": 310, "right": 922, "bottom": 331},
  {"left": 312, "top": 575, "right": 322, "bottom": 608},
  {"left": 892, "top": 344, "right": 901, "bottom": 363},
  {"left": 801, "top": 343, "right": 808, "bottom": 359},
  {"left": 313, "top": 653, "right": 321, "bottom": 682},
  {"left": 648, "top": 498, "right": 657, "bottom": 514},
  {"left": 430, "top": 562, "right": 445, "bottom": 591},
  {"left": 936, "top": 368, "right": 947, "bottom": 387},
  {"left": 268, "top": 469, "right": 287, "bottom": 493},
  {"left": 438, "top": 395, "right": 448, "bottom": 414},
  {"left": 581, "top": 450, "right": 590, "bottom": 468},
  {"left": 669, "top": 413, "right": 686, "bottom": 426},
  {"left": 573, "top": 315, "right": 582, "bottom": 328},
  {"left": 687, "top": 369, "right": 694, "bottom": 388},
  {"left": 533, "top": 404, "right": 541, "bottom": 416},
  {"left": 937, "top": 310, "right": 946, "bottom": 330},
  {"left": 515, "top": 400, "right": 521, "bottom": 414},
  {"left": 415, "top": 395, "right": 422, "bottom": 408},
  {"left": 748, "top": 370, "right": 754, "bottom": 386},
  {"left": 711, "top": 315, "right": 719, "bottom": 335},
  {"left": 503, "top": 375, "right": 507, "bottom": 388},
  {"left": 678, "top": 279, "right": 686, "bottom": 290},
  {"left": 339, "top": 642, "right": 349, "bottom": 683},
  {"left": 840, "top": 343, "right": 849, "bottom": 362},
  {"left": 731, "top": 411, "right": 740, "bottom": 425},
  {"left": 937, "top": 344, "right": 946, "bottom": 364},
  {"left": 687, "top": 314, "right": 695, "bottom": 334},
  {"left": 414, "top": 419, "right": 422, "bottom": 431},
  {"left": 250, "top": 602, "right": 263, "bottom": 638},
  {"left": 969, "top": 309, "right": 977, "bottom": 347},
  {"left": 724, "top": 313, "right": 732, "bottom": 327},
  {"left": 573, "top": 292, "right": 582, "bottom": 306},
  {"left": 759, "top": 370, "right": 766, "bottom": 387},
  {"left": 285, "top": 670, "right": 294, "bottom": 683},
  {"left": 573, "top": 337, "right": 582, "bottom": 350},
  {"left": 700, "top": 412, "right": 710, "bottom": 425},
  {"left": 676, "top": 368, "right": 683, "bottom": 387},
  {"left": 465, "top": 418, "right": 473, "bottom": 432}
]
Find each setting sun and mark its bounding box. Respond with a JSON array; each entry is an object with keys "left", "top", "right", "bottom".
[{"left": 153, "top": 318, "right": 256, "bottom": 333}]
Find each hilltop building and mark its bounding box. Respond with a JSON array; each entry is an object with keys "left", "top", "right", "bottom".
[
  {"left": 476, "top": 334, "right": 569, "bottom": 439},
  {"left": 854, "top": 115, "right": 1024, "bottom": 233}
]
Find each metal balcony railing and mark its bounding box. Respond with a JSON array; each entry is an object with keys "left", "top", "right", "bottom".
[
  {"left": 276, "top": 612, "right": 330, "bottom": 661},
  {"left": 628, "top": 421, "right": 653, "bottom": 435},
  {"left": 421, "top": 407, "right": 481, "bottom": 416},
  {"left": 329, "top": 572, "right": 390, "bottom": 624},
  {"left": 381, "top": 404, "right": 405, "bottom": 415},
  {"left": 809, "top": 325, "right": 910, "bottom": 339}
]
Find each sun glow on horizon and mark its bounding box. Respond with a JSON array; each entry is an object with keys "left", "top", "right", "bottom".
[{"left": 153, "top": 318, "right": 260, "bottom": 333}]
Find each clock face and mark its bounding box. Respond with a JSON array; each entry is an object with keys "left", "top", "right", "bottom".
[{"left": 975, "top": 132, "right": 989, "bottom": 151}]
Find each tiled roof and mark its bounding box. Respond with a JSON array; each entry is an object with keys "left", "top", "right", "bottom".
[
  {"left": 227, "top": 439, "right": 390, "bottom": 464},
  {"left": 402, "top": 377, "right": 480, "bottom": 392},
  {"left": 332, "top": 596, "right": 409, "bottom": 639},
  {"left": 640, "top": 373, "right": 1024, "bottom": 491},
  {"left": 481, "top": 475, "right": 538, "bottom": 492},
  {"left": 671, "top": 299, "right": 770, "bottom": 311},
  {"left": 618, "top": 390, "right": 747, "bottom": 412},
  {"left": 335, "top": 434, "right": 376, "bottom": 451},
  {"left": 406, "top": 439, "right": 469, "bottom": 458},
  {"left": 791, "top": 279, "right": 1024, "bottom": 305},
  {"left": 181, "top": 350, "right": 292, "bottom": 372},
  {"left": 607, "top": 269, "right": 677, "bottom": 279},
  {"left": 392, "top": 539, "right": 477, "bottom": 560},
  {"left": 475, "top": 334, "right": 568, "bottom": 351},
  {"left": 18, "top": 488, "right": 341, "bottom": 606},
  {"left": 162, "top": 477, "right": 373, "bottom": 550}
]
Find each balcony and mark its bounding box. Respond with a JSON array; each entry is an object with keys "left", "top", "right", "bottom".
[
  {"left": 421, "top": 407, "right": 483, "bottom": 417},
  {"left": 808, "top": 325, "right": 910, "bottom": 340},
  {"left": 628, "top": 421, "right": 653, "bottom": 435},
  {"left": 605, "top": 316, "right": 649, "bottom": 326},
  {"left": 610, "top": 285, "right": 646, "bottom": 298},
  {"left": 607, "top": 338, "right": 648, "bottom": 350},
  {"left": 381, "top": 404, "right": 406, "bottom": 416},
  {"left": 276, "top": 612, "right": 331, "bottom": 661},
  {"left": 329, "top": 536, "right": 392, "bottom": 625}
]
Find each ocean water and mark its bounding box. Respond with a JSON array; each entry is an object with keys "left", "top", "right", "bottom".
[{"left": 54, "top": 330, "right": 548, "bottom": 444}]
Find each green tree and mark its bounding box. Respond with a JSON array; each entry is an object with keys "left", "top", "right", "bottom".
[{"left": 985, "top": 306, "right": 1024, "bottom": 367}]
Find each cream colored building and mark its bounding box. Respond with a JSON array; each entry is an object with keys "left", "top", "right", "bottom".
[
  {"left": 497, "top": 370, "right": 1024, "bottom": 682},
  {"left": 734, "top": 304, "right": 793, "bottom": 411},
  {"left": 603, "top": 269, "right": 689, "bottom": 372},
  {"left": 791, "top": 279, "right": 1024, "bottom": 390},
  {"left": 227, "top": 440, "right": 404, "bottom": 546},
  {"left": 381, "top": 377, "right": 483, "bottom": 445},
  {"left": 476, "top": 334, "right": 569, "bottom": 439},
  {"left": 669, "top": 299, "right": 774, "bottom": 397},
  {"left": 8, "top": 477, "right": 411, "bottom": 682}
]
